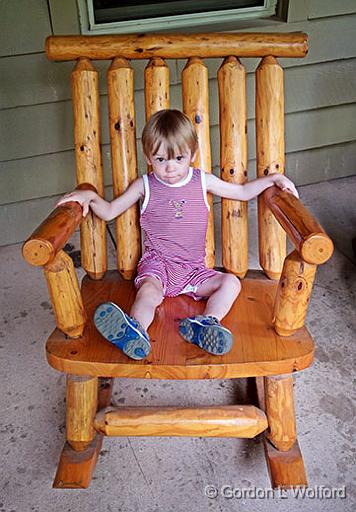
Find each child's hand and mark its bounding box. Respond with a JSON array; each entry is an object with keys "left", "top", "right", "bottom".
[
  {"left": 56, "top": 190, "right": 94, "bottom": 217},
  {"left": 271, "top": 174, "right": 299, "bottom": 199}
]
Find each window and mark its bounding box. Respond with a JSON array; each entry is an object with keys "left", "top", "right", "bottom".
[{"left": 78, "top": 0, "right": 279, "bottom": 34}]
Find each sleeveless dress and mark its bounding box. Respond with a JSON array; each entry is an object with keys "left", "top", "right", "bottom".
[{"left": 134, "top": 167, "right": 220, "bottom": 299}]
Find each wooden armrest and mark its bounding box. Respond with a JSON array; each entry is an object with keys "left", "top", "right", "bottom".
[
  {"left": 22, "top": 202, "right": 83, "bottom": 266},
  {"left": 263, "top": 186, "right": 334, "bottom": 265}
]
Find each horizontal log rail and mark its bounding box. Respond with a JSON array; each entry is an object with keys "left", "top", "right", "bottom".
[
  {"left": 22, "top": 183, "right": 95, "bottom": 266},
  {"left": 45, "top": 33, "right": 308, "bottom": 61},
  {"left": 94, "top": 405, "right": 268, "bottom": 438},
  {"left": 263, "top": 186, "right": 334, "bottom": 265}
]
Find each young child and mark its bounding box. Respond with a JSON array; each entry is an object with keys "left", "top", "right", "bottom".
[{"left": 57, "top": 109, "right": 298, "bottom": 361}]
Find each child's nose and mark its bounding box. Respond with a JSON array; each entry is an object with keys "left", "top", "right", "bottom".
[{"left": 166, "top": 160, "right": 175, "bottom": 171}]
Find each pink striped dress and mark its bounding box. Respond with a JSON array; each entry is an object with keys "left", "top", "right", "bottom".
[{"left": 134, "top": 167, "right": 219, "bottom": 299}]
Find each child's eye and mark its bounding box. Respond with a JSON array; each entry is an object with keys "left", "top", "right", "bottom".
[
  {"left": 156, "top": 157, "right": 165, "bottom": 163},
  {"left": 176, "top": 156, "right": 184, "bottom": 162}
]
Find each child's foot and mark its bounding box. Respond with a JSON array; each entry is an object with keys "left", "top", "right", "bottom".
[
  {"left": 94, "top": 302, "right": 150, "bottom": 360},
  {"left": 179, "top": 315, "right": 233, "bottom": 355}
]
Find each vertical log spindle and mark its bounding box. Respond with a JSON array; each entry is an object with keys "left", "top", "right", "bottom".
[
  {"left": 255, "top": 56, "right": 286, "bottom": 280},
  {"left": 107, "top": 58, "right": 141, "bottom": 279},
  {"left": 144, "top": 57, "right": 170, "bottom": 173},
  {"left": 66, "top": 375, "right": 98, "bottom": 451},
  {"left": 273, "top": 250, "right": 317, "bottom": 336},
  {"left": 44, "top": 250, "right": 86, "bottom": 338},
  {"left": 144, "top": 57, "right": 170, "bottom": 120},
  {"left": 264, "top": 375, "right": 297, "bottom": 451},
  {"left": 182, "top": 57, "right": 215, "bottom": 268},
  {"left": 71, "top": 58, "right": 107, "bottom": 280},
  {"left": 218, "top": 56, "right": 248, "bottom": 278}
]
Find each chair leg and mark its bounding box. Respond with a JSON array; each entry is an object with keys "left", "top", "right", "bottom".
[
  {"left": 66, "top": 375, "right": 98, "bottom": 451},
  {"left": 264, "top": 375, "right": 296, "bottom": 451},
  {"left": 256, "top": 376, "right": 307, "bottom": 489},
  {"left": 53, "top": 377, "right": 112, "bottom": 489}
]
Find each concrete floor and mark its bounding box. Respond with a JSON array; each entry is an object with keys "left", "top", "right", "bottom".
[{"left": 0, "top": 176, "right": 355, "bottom": 512}]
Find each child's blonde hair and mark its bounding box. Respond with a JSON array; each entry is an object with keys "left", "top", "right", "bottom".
[{"left": 142, "top": 109, "right": 198, "bottom": 159}]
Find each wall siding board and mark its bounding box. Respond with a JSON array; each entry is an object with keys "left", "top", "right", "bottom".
[
  {"left": 0, "top": 0, "right": 52, "bottom": 57},
  {"left": 48, "top": 0, "right": 81, "bottom": 35},
  {"left": 308, "top": 0, "right": 356, "bottom": 20}
]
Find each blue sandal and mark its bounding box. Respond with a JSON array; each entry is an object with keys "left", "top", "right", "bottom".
[
  {"left": 94, "top": 302, "right": 150, "bottom": 360},
  {"left": 179, "top": 315, "right": 233, "bottom": 355}
]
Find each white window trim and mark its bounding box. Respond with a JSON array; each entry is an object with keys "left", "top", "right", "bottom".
[{"left": 77, "top": 0, "right": 278, "bottom": 35}]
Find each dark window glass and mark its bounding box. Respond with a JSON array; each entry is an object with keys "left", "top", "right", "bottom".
[{"left": 93, "top": 0, "right": 265, "bottom": 24}]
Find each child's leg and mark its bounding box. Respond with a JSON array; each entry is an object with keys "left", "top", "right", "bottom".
[
  {"left": 179, "top": 273, "right": 240, "bottom": 355},
  {"left": 195, "top": 273, "right": 241, "bottom": 319},
  {"left": 93, "top": 277, "right": 164, "bottom": 360},
  {"left": 130, "top": 276, "right": 164, "bottom": 331}
]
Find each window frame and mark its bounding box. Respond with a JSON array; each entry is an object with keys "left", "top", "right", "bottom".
[{"left": 77, "top": 0, "right": 279, "bottom": 35}]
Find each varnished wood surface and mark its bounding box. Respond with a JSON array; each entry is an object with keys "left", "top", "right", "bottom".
[
  {"left": 44, "top": 250, "right": 86, "bottom": 338},
  {"left": 144, "top": 57, "right": 170, "bottom": 120},
  {"left": 22, "top": 202, "right": 82, "bottom": 266},
  {"left": 46, "top": 270, "right": 314, "bottom": 379},
  {"left": 71, "top": 58, "right": 107, "bottom": 279},
  {"left": 255, "top": 56, "right": 286, "bottom": 279},
  {"left": 53, "top": 436, "right": 103, "bottom": 489},
  {"left": 264, "top": 186, "right": 334, "bottom": 265},
  {"left": 255, "top": 377, "right": 307, "bottom": 489},
  {"left": 273, "top": 250, "right": 317, "bottom": 336},
  {"left": 66, "top": 375, "right": 98, "bottom": 451},
  {"left": 53, "top": 377, "right": 113, "bottom": 488},
  {"left": 264, "top": 375, "right": 296, "bottom": 451},
  {"left": 182, "top": 57, "right": 215, "bottom": 268},
  {"left": 94, "top": 404, "right": 267, "bottom": 438},
  {"left": 107, "top": 58, "right": 141, "bottom": 279},
  {"left": 218, "top": 56, "right": 248, "bottom": 278},
  {"left": 45, "top": 33, "right": 308, "bottom": 61}
]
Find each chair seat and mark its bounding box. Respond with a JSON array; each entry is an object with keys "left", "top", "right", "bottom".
[{"left": 46, "top": 270, "right": 314, "bottom": 379}]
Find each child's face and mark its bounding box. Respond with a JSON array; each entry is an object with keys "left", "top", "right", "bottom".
[{"left": 146, "top": 142, "right": 196, "bottom": 185}]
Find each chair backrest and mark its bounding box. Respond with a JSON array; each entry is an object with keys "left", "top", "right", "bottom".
[{"left": 46, "top": 32, "right": 308, "bottom": 281}]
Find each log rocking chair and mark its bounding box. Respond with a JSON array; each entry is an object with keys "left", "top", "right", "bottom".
[{"left": 22, "top": 32, "right": 334, "bottom": 489}]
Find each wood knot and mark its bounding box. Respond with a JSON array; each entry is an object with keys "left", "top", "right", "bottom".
[
  {"left": 230, "top": 168, "right": 234, "bottom": 175},
  {"left": 195, "top": 114, "right": 202, "bottom": 124},
  {"left": 264, "top": 168, "right": 269, "bottom": 176},
  {"left": 114, "top": 122, "right": 120, "bottom": 131},
  {"left": 80, "top": 145, "right": 84, "bottom": 152}
]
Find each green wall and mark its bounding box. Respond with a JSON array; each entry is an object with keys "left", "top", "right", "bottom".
[{"left": 1, "top": 0, "right": 356, "bottom": 245}]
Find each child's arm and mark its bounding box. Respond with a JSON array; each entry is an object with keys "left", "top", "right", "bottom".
[
  {"left": 206, "top": 172, "right": 298, "bottom": 201},
  {"left": 56, "top": 178, "right": 144, "bottom": 221}
]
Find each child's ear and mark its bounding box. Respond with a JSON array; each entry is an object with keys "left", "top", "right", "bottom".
[{"left": 144, "top": 154, "right": 152, "bottom": 165}]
